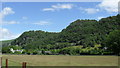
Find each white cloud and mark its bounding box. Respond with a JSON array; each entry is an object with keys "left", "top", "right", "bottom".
[
  {"left": 0, "top": 7, "right": 15, "bottom": 18},
  {"left": 43, "top": 4, "right": 74, "bottom": 11},
  {"left": 43, "top": 8, "right": 55, "bottom": 11},
  {"left": 97, "top": 16, "right": 104, "bottom": 20},
  {"left": 0, "top": 7, "right": 19, "bottom": 25},
  {"left": 22, "top": 16, "right": 28, "bottom": 20},
  {"left": 2, "top": 7, "right": 15, "bottom": 16},
  {"left": 0, "top": 21, "right": 19, "bottom": 25},
  {"left": 52, "top": 4, "right": 73, "bottom": 9},
  {"left": 0, "top": 7, "right": 20, "bottom": 40},
  {"left": 81, "top": 0, "right": 119, "bottom": 14},
  {"left": 0, "top": 28, "right": 21, "bottom": 41},
  {"left": 84, "top": 8, "right": 100, "bottom": 14},
  {"left": 98, "top": 0, "right": 119, "bottom": 13},
  {"left": 0, "top": 28, "right": 10, "bottom": 39},
  {"left": 33, "top": 21, "right": 50, "bottom": 25}
]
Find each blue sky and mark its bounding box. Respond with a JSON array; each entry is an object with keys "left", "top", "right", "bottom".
[{"left": 0, "top": 1, "right": 119, "bottom": 40}]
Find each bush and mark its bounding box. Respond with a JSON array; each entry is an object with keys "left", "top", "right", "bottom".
[
  {"left": 14, "top": 51, "right": 22, "bottom": 54},
  {"left": 102, "top": 51, "right": 115, "bottom": 55},
  {"left": 2, "top": 46, "right": 10, "bottom": 53}
]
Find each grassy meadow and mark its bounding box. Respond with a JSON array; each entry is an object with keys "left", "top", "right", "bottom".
[{"left": 1, "top": 55, "right": 119, "bottom": 66}]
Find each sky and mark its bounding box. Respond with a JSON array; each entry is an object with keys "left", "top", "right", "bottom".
[{"left": 0, "top": 0, "right": 119, "bottom": 40}]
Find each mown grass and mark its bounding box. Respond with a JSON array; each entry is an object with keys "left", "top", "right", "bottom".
[{"left": 1, "top": 55, "right": 119, "bottom": 66}]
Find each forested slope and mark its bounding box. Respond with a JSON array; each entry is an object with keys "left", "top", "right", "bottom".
[{"left": 2, "top": 14, "right": 120, "bottom": 55}]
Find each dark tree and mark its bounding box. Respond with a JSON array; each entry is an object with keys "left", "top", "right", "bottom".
[{"left": 105, "top": 30, "right": 120, "bottom": 55}]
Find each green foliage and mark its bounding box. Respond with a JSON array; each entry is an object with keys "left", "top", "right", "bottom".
[
  {"left": 22, "top": 50, "right": 26, "bottom": 54},
  {"left": 2, "top": 46, "right": 10, "bottom": 53},
  {"left": 14, "top": 51, "right": 22, "bottom": 54},
  {"left": 2, "top": 45, "right": 23, "bottom": 54},
  {"left": 105, "top": 30, "right": 120, "bottom": 55},
  {"left": 57, "top": 45, "right": 103, "bottom": 55},
  {"left": 1, "top": 40, "right": 14, "bottom": 47},
  {"left": 9, "top": 45, "right": 22, "bottom": 50},
  {"left": 50, "top": 49, "right": 60, "bottom": 55}
]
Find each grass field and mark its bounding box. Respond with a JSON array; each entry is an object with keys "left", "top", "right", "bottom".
[{"left": 1, "top": 55, "right": 119, "bottom": 66}]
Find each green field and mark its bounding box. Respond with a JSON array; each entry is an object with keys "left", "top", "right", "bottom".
[{"left": 1, "top": 55, "right": 119, "bottom": 66}]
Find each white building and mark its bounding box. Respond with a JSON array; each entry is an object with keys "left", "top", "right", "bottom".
[{"left": 10, "top": 48, "right": 23, "bottom": 53}]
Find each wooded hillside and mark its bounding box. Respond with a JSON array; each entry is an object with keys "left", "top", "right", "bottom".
[{"left": 2, "top": 14, "right": 120, "bottom": 55}]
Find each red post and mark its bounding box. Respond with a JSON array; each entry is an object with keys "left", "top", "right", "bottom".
[
  {"left": 6, "top": 59, "right": 8, "bottom": 68},
  {"left": 22, "top": 62, "right": 25, "bottom": 68},
  {"left": 24, "top": 62, "right": 27, "bottom": 68},
  {"left": 1, "top": 57, "right": 2, "bottom": 66}
]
